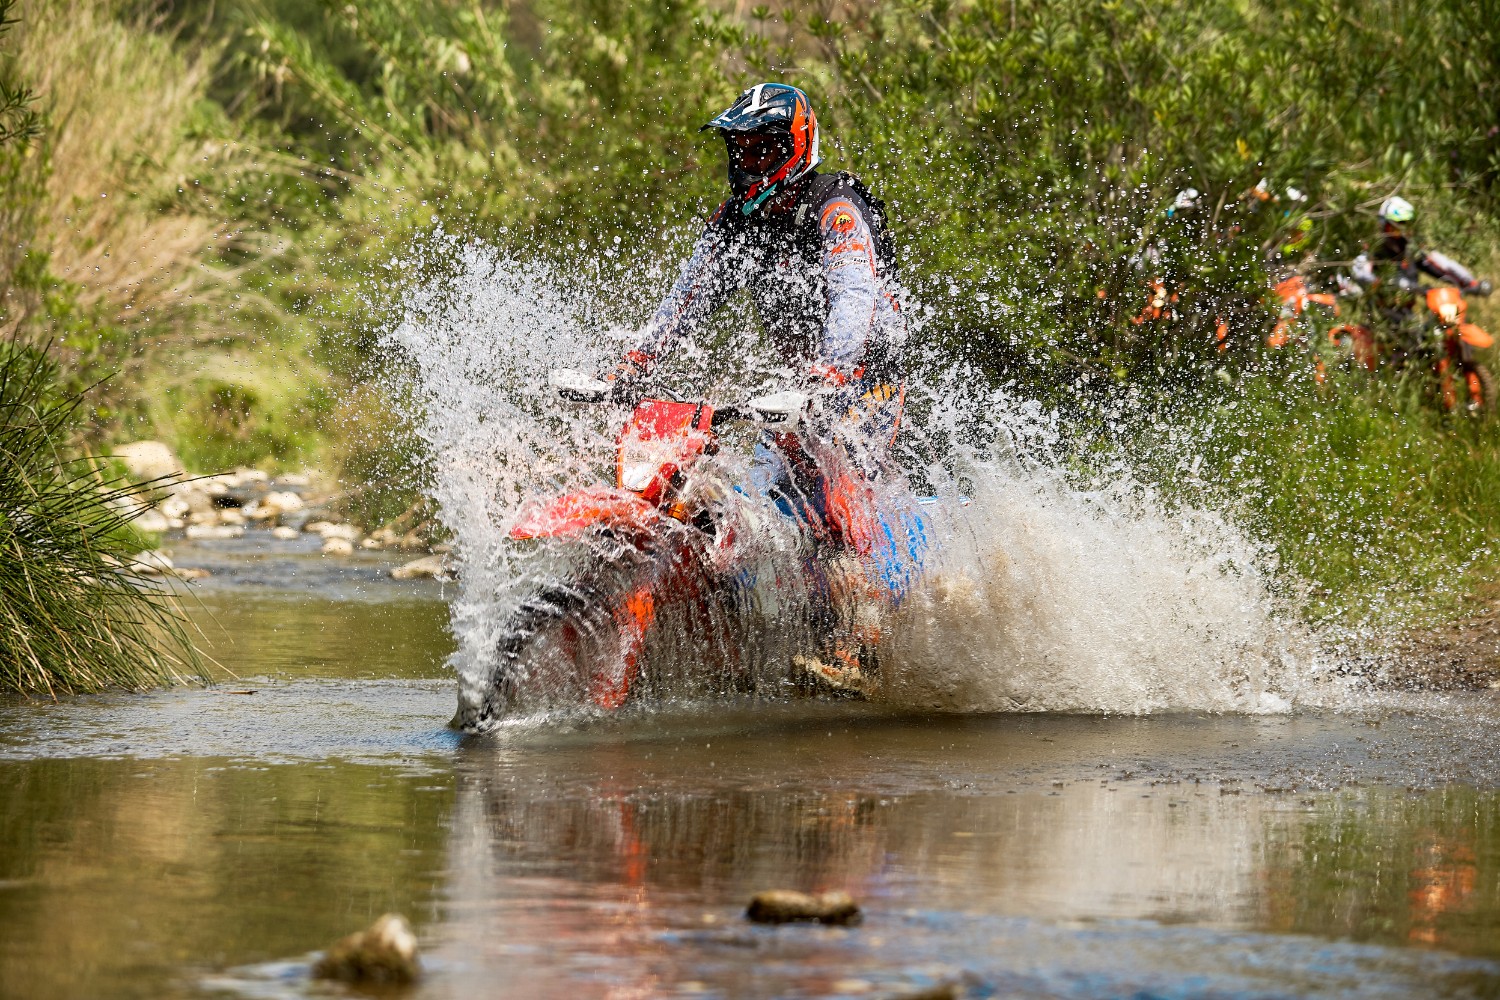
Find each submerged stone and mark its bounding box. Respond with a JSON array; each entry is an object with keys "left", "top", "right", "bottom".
[
  {"left": 311, "top": 913, "right": 419, "bottom": 986},
  {"left": 746, "top": 890, "right": 862, "bottom": 926}
]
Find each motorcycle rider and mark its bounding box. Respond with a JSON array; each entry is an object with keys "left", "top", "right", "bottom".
[
  {"left": 597, "top": 82, "right": 907, "bottom": 688},
  {"left": 1351, "top": 196, "right": 1492, "bottom": 340}
]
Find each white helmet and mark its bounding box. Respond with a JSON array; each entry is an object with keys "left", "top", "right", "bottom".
[
  {"left": 1166, "top": 188, "right": 1200, "bottom": 217},
  {"left": 1379, "top": 196, "right": 1415, "bottom": 225}
]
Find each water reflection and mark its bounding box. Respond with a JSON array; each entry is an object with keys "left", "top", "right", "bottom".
[
  {"left": 4, "top": 715, "right": 1500, "bottom": 998},
  {"left": 0, "top": 757, "right": 454, "bottom": 1000}
]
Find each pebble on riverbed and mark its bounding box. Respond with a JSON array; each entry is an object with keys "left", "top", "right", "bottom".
[
  {"left": 311, "top": 913, "right": 420, "bottom": 986},
  {"left": 746, "top": 890, "right": 862, "bottom": 926},
  {"left": 321, "top": 536, "right": 355, "bottom": 556},
  {"left": 390, "top": 554, "right": 452, "bottom": 581}
]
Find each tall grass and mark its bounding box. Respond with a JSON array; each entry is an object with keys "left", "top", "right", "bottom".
[
  {"left": 0, "top": 0, "right": 326, "bottom": 467},
  {"left": 0, "top": 337, "right": 201, "bottom": 694}
]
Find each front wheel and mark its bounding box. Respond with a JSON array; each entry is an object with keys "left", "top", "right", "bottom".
[
  {"left": 1465, "top": 364, "right": 1497, "bottom": 415},
  {"left": 1443, "top": 361, "right": 1496, "bottom": 415}
]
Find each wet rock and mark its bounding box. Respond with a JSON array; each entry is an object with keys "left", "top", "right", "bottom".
[
  {"left": 132, "top": 509, "right": 170, "bottom": 534},
  {"left": 321, "top": 536, "right": 355, "bottom": 556},
  {"left": 289, "top": 508, "right": 327, "bottom": 531},
  {"left": 169, "top": 485, "right": 219, "bottom": 523},
  {"left": 311, "top": 913, "right": 419, "bottom": 987},
  {"left": 218, "top": 509, "right": 247, "bottom": 526},
  {"left": 360, "top": 536, "right": 384, "bottom": 550},
  {"left": 745, "top": 890, "right": 862, "bottom": 926},
  {"left": 158, "top": 494, "right": 191, "bottom": 520},
  {"left": 229, "top": 468, "right": 269, "bottom": 487},
  {"left": 308, "top": 521, "right": 361, "bottom": 542},
  {"left": 367, "top": 527, "right": 401, "bottom": 548},
  {"left": 114, "top": 441, "right": 184, "bottom": 483},
  {"left": 185, "top": 524, "right": 246, "bottom": 540},
  {"left": 173, "top": 567, "right": 211, "bottom": 581},
  {"left": 271, "top": 526, "right": 300, "bottom": 541},
  {"left": 251, "top": 490, "right": 304, "bottom": 520},
  {"left": 129, "top": 550, "right": 174, "bottom": 575},
  {"left": 199, "top": 475, "right": 233, "bottom": 497},
  {"left": 390, "top": 554, "right": 451, "bottom": 581}
]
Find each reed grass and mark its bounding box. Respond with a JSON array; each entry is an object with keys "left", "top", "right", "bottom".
[{"left": 0, "top": 337, "right": 201, "bottom": 695}]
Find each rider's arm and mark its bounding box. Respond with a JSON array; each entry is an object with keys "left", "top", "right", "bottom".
[
  {"left": 1415, "top": 249, "right": 1482, "bottom": 292},
  {"left": 621, "top": 204, "right": 744, "bottom": 378},
  {"left": 813, "top": 191, "right": 886, "bottom": 382}
]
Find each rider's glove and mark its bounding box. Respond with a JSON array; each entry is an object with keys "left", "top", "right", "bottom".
[
  {"left": 807, "top": 362, "right": 854, "bottom": 389},
  {"left": 596, "top": 351, "right": 653, "bottom": 403},
  {"left": 1474, "top": 279, "right": 1493, "bottom": 298}
]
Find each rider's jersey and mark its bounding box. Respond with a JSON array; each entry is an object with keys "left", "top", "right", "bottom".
[
  {"left": 1354, "top": 231, "right": 1481, "bottom": 311},
  {"left": 631, "top": 171, "right": 905, "bottom": 383}
]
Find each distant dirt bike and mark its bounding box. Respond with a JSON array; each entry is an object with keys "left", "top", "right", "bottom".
[
  {"left": 1419, "top": 285, "right": 1495, "bottom": 414},
  {"left": 1337, "top": 283, "right": 1494, "bottom": 414},
  {"left": 1266, "top": 274, "right": 1347, "bottom": 383}
]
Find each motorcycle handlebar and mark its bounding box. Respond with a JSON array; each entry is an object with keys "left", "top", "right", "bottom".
[{"left": 548, "top": 370, "right": 810, "bottom": 428}]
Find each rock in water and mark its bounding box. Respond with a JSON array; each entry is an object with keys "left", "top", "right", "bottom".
[
  {"left": 132, "top": 509, "right": 171, "bottom": 534},
  {"left": 312, "top": 913, "right": 419, "bottom": 986},
  {"left": 390, "top": 554, "right": 451, "bottom": 581},
  {"left": 113, "top": 441, "right": 185, "bottom": 483},
  {"left": 746, "top": 890, "right": 862, "bottom": 926},
  {"left": 321, "top": 536, "right": 355, "bottom": 556},
  {"left": 185, "top": 524, "right": 245, "bottom": 540}
]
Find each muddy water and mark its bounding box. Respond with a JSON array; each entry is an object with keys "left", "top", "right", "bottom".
[{"left": 4, "top": 542, "right": 1500, "bottom": 998}]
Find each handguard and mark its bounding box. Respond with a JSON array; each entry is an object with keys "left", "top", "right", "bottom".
[
  {"left": 549, "top": 368, "right": 609, "bottom": 403},
  {"left": 745, "top": 391, "right": 811, "bottom": 430}
]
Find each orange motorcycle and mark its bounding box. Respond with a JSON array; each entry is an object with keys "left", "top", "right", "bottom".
[
  {"left": 1419, "top": 285, "right": 1495, "bottom": 413},
  {"left": 1265, "top": 275, "right": 1358, "bottom": 382},
  {"left": 453, "top": 371, "right": 933, "bottom": 730}
]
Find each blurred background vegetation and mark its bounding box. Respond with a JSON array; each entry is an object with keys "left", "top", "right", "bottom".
[{"left": 1, "top": 0, "right": 1498, "bottom": 626}]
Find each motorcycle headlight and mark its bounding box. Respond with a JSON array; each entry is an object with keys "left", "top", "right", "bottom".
[{"left": 620, "top": 462, "right": 657, "bottom": 492}]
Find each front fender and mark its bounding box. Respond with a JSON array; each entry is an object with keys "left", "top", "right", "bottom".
[
  {"left": 509, "top": 486, "right": 660, "bottom": 540},
  {"left": 1459, "top": 323, "right": 1494, "bottom": 350}
]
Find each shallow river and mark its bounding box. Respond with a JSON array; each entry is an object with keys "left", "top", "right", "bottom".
[{"left": 4, "top": 537, "right": 1500, "bottom": 998}]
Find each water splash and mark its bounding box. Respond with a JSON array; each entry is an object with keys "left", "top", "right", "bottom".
[{"left": 380, "top": 238, "right": 1323, "bottom": 723}]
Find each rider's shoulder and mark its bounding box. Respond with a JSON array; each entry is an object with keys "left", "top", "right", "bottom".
[
  {"left": 806, "top": 170, "right": 871, "bottom": 210},
  {"left": 803, "top": 172, "right": 877, "bottom": 235}
]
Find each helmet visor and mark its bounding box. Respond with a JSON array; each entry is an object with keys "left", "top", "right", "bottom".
[{"left": 726, "top": 131, "right": 793, "bottom": 181}]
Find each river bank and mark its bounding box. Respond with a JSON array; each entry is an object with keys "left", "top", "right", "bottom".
[
  {"left": 1393, "top": 581, "right": 1500, "bottom": 691},
  {"left": 111, "top": 440, "right": 451, "bottom": 586}
]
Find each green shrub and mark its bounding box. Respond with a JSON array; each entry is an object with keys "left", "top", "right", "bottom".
[{"left": 0, "top": 338, "right": 201, "bottom": 694}]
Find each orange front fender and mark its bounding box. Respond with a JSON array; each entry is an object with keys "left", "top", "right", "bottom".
[
  {"left": 1459, "top": 323, "right": 1494, "bottom": 350},
  {"left": 509, "top": 486, "right": 659, "bottom": 540}
]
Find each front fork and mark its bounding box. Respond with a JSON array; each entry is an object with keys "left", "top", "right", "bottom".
[{"left": 1437, "top": 332, "right": 1480, "bottom": 411}]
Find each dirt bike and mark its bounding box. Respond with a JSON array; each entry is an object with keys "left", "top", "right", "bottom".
[
  {"left": 1265, "top": 275, "right": 1351, "bottom": 382},
  {"left": 1330, "top": 284, "right": 1494, "bottom": 413},
  {"left": 452, "top": 370, "right": 932, "bottom": 731},
  {"left": 1418, "top": 285, "right": 1495, "bottom": 414}
]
